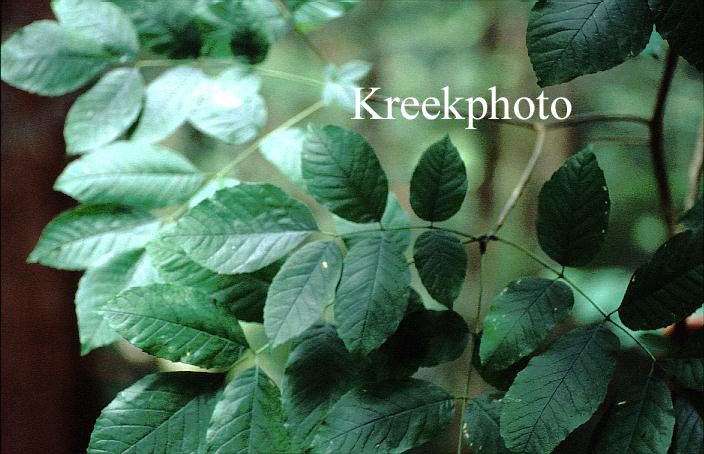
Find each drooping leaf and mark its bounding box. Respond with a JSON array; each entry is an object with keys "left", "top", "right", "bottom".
[
  {"left": 660, "top": 331, "right": 703, "bottom": 391},
  {"left": 536, "top": 147, "right": 610, "bottom": 267},
  {"left": 472, "top": 333, "right": 528, "bottom": 392},
  {"left": 322, "top": 60, "right": 371, "bottom": 112},
  {"left": 264, "top": 240, "right": 343, "bottom": 348},
  {"left": 480, "top": 277, "right": 573, "bottom": 371},
  {"left": 0, "top": 21, "right": 114, "bottom": 96},
  {"left": 413, "top": 230, "right": 467, "bottom": 308},
  {"left": 52, "top": 0, "right": 139, "bottom": 56},
  {"left": 282, "top": 323, "right": 358, "bottom": 451},
  {"left": 593, "top": 374, "right": 675, "bottom": 454},
  {"left": 462, "top": 394, "right": 511, "bottom": 454},
  {"left": 500, "top": 325, "right": 619, "bottom": 454},
  {"left": 206, "top": 366, "right": 291, "bottom": 454},
  {"left": 188, "top": 66, "right": 267, "bottom": 144},
  {"left": 302, "top": 124, "right": 388, "bottom": 223},
  {"left": 649, "top": 0, "right": 703, "bottom": 71},
  {"left": 410, "top": 135, "right": 467, "bottom": 222},
  {"left": 64, "top": 68, "right": 145, "bottom": 154},
  {"left": 313, "top": 378, "right": 454, "bottom": 454},
  {"left": 55, "top": 143, "right": 205, "bottom": 208},
  {"left": 679, "top": 197, "right": 703, "bottom": 231},
  {"left": 163, "top": 184, "right": 318, "bottom": 274},
  {"left": 260, "top": 127, "right": 306, "bottom": 188},
  {"left": 27, "top": 204, "right": 160, "bottom": 270},
  {"left": 101, "top": 284, "right": 248, "bottom": 369},
  {"left": 75, "top": 249, "right": 158, "bottom": 355},
  {"left": 131, "top": 66, "right": 205, "bottom": 143},
  {"left": 334, "top": 192, "right": 411, "bottom": 252},
  {"left": 526, "top": 0, "right": 653, "bottom": 86},
  {"left": 619, "top": 228, "right": 703, "bottom": 330},
  {"left": 87, "top": 372, "right": 221, "bottom": 454},
  {"left": 146, "top": 234, "right": 272, "bottom": 323},
  {"left": 672, "top": 397, "right": 704, "bottom": 454},
  {"left": 335, "top": 237, "right": 410, "bottom": 354}
]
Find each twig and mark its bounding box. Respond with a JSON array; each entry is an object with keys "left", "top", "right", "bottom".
[
  {"left": 686, "top": 124, "right": 704, "bottom": 209},
  {"left": 272, "top": 0, "right": 328, "bottom": 62},
  {"left": 649, "top": 48, "right": 679, "bottom": 235}
]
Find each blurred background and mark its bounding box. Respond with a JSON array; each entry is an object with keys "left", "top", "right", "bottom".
[{"left": 2, "top": 1, "right": 702, "bottom": 453}]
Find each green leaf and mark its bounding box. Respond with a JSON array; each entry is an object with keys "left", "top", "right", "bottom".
[
  {"left": 290, "top": 0, "right": 358, "bottom": 31},
  {"left": 131, "top": 66, "right": 205, "bottom": 143},
  {"left": 282, "top": 323, "right": 358, "bottom": 451},
  {"left": 313, "top": 378, "right": 454, "bottom": 454},
  {"left": 334, "top": 192, "right": 411, "bottom": 252},
  {"left": 500, "top": 325, "right": 619, "bottom": 454},
  {"left": 264, "top": 240, "right": 343, "bottom": 348},
  {"left": 28, "top": 204, "right": 159, "bottom": 270},
  {"left": 536, "top": 147, "right": 610, "bottom": 267},
  {"left": 649, "top": 0, "right": 703, "bottom": 71},
  {"left": 87, "top": 371, "right": 221, "bottom": 454},
  {"left": 673, "top": 397, "right": 704, "bottom": 454},
  {"left": 64, "top": 68, "right": 145, "bottom": 154},
  {"left": 413, "top": 230, "right": 467, "bottom": 308},
  {"left": 335, "top": 237, "right": 410, "bottom": 354},
  {"left": 410, "top": 135, "right": 467, "bottom": 222},
  {"left": 593, "top": 374, "right": 675, "bottom": 454},
  {"left": 679, "top": 197, "right": 703, "bottom": 231},
  {"left": 55, "top": 143, "right": 205, "bottom": 208},
  {"left": 619, "top": 228, "right": 703, "bottom": 330},
  {"left": 146, "top": 234, "right": 272, "bottom": 323},
  {"left": 163, "top": 183, "right": 318, "bottom": 274},
  {"left": 526, "top": 0, "right": 653, "bottom": 86},
  {"left": 75, "top": 249, "right": 158, "bottom": 355},
  {"left": 660, "top": 331, "right": 703, "bottom": 391},
  {"left": 0, "top": 21, "right": 113, "bottom": 96},
  {"left": 462, "top": 394, "right": 511, "bottom": 454},
  {"left": 472, "top": 333, "right": 528, "bottom": 392},
  {"left": 302, "top": 124, "right": 388, "bottom": 223},
  {"left": 188, "top": 67, "right": 267, "bottom": 144},
  {"left": 322, "top": 60, "right": 371, "bottom": 112},
  {"left": 206, "top": 366, "right": 291, "bottom": 454},
  {"left": 188, "top": 177, "right": 241, "bottom": 208},
  {"left": 102, "top": 284, "right": 248, "bottom": 368},
  {"left": 260, "top": 127, "right": 306, "bottom": 188},
  {"left": 480, "top": 277, "right": 573, "bottom": 371},
  {"left": 52, "top": 0, "right": 139, "bottom": 56}
]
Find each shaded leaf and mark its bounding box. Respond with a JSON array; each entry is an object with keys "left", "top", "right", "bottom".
[
  {"left": 536, "top": 147, "right": 610, "bottom": 267},
  {"left": 302, "top": 124, "right": 388, "bottom": 223},
  {"left": 462, "top": 394, "right": 511, "bottom": 454},
  {"left": 410, "top": 135, "right": 467, "bottom": 222},
  {"left": 660, "top": 331, "right": 704, "bottom": 391},
  {"left": 649, "top": 0, "right": 703, "bottom": 71},
  {"left": 679, "top": 197, "right": 703, "bottom": 231},
  {"left": 413, "top": 230, "right": 467, "bottom": 308},
  {"left": 672, "top": 397, "right": 704, "bottom": 454},
  {"left": 472, "top": 333, "right": 528, "bottom": 392}
]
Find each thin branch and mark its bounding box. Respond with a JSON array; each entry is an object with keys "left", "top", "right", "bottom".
[
  {"left": 686, "top": 124, "right": 704, "bottom": 209},
  {"left": 272, "top": 0, "right": 328, "bottom": 62},
  {"left": 490, "top": 125, "right": 546, "bottom": 235},
  {"left": 649, "top": 48, "right": 679, "bottom": 235}
]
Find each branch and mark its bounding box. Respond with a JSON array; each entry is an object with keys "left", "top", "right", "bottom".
[
  {"left": 649, "top": 48, "right": 679, "bottom": 235},
  {"left": 686, "top": 124, "right": 704, "bottom": 209},
  {"left": 272, "top": 0, "right": 328, "bottom": 62}
]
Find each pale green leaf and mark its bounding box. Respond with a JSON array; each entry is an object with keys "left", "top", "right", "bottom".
[
  {"left": 462, "top": 394, "right": 511, "bottom": 454},
  {"left": 187, "top": 177, "right": 240, "bottom": 208},
  {"left": 260, "top": 127, "right": 306, "bottom": 188},
  {"left": 291, "top": 0, "right": 358, "bottom": 31},
  {"left": 322, "top": 60, "right": 371, "bottom": 112},
  {"left": 413, "top": 230, "right": 467, "bottom": 308}
]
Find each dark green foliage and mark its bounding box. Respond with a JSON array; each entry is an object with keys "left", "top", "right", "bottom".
[
  {"left": 413, "top": 230, "right": 467, "bottom": 308},
  {"left": 649, "top": 0, "right": 704, "bottom": 71},
  {"left": 462, "top": 394, "right": 511, "bottom": 454}
]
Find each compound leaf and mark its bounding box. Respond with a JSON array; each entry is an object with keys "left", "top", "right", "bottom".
[
  {"left": 264, "top": 240, "right": 343, "bottom": 348},
  {"left": 163, "top": 184, "right": 318, "bottom": 274},
  {"left": 480, "top": 277, "right": 573, "bottom": 371},
  {"left": 537, "top": 147, "right": 610, "bottom": 267},
  {"left": 335, "top": 237, "right": 410, "bottom": 354},
  {"left": 102, "top": 284, "right": 248, "bottom": 369},
  {"left": 500, "top": 325, "right": 619, "bottom": 454},
  {"left": 313, "top": 378, "right": 454, "bottom": 454},
  {"left": 619, "top": 228, "right": 703, "bottom": 330},
  {"left": 649, "top": 0, "right": 703, "bottom": 71},
  {"left": 28, "top": 204, "right": 159, "bottom": 270},
  {"left": 410, "top": 135, "right": 467, "bottom": 222},
  {"left": 302, "top": 124, "right": 388, "bottom": 223},
  {"left": 206, "top": 366, "right": 291, "bottom": 454},
  {"left": 55, "top": 143, "right": 205, "bottom": 208},
  {"left": 413, "top": 230, "right": 466, "bottom": 308},
  {"left": 64, "top": 67, "right": 144, "bottom": 154},
  {"left": 527, "top": 0, "right": 653, "bottom": 86},
  {"left": 462, "top": 394, "right": 511, "bottom": 454},
  {"left": 87, "top": 372, "right": 221, "bottom": 454}
]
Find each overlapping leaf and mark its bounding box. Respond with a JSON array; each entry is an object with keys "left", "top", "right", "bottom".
[
  {"left": 527, "top": 0, "right": 653, "bottom": 86},
  {"left": 480, "top": 278, "right": 573, "bottom": 370},
  {"left": 28, "top": 204, "right": 160, "bottom": 270},
  {"left": 536, "top": 147, "right": 610, "bottom": 267},
  {"left": 302, "top": 124, "right": 388, "bottom": 223},
  {"left": 413, "top": 230, "right": 467, "bottom": 308},
  {"left": 672, "top": 397, "right": 704, "bottom": 454},
  {"left": 260, "top": 127, "right": 307, "bottom": 188},
  {"left": 334, "top": 193, "right": 411, "bottom": 252},
  {"left": 163, "top": 184, "right": 318, "bottom": 274},
  {"left": 660, "top": 331, "right": 703, "bottom": 391},
  {"left": 463, "top": 394, "right": 511, "bottom": 454},
  {"left": 88, "top": 372, "right": 221, "bottom": 454},
  {"left": 500, "top": 326, "right": 619, "bottom": 454},
  {"left": 102, "top": 284, "right": 248, "bottom": 368},
  {"left": 335, "top": 237, "right": 410, "bottom": 354},
  {"left": 619, "top": 228, "right": 703, "bottom": 330},
  {"left": 649, "top": 0, "right": 703, "bottom": 71}
]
